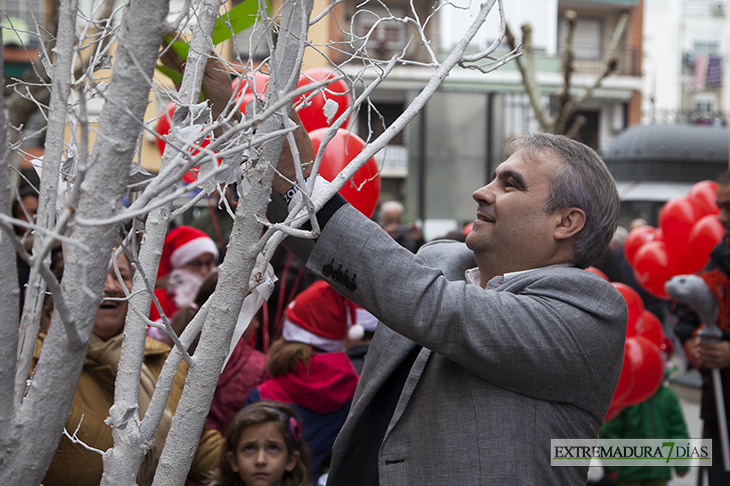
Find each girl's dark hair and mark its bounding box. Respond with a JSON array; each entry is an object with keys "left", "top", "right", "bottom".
[
  {"left": 208, "top": 401, "right": 311, "bottom": 486},
  {"left": 265, "top": 339, "right": 313, "bottom": 378}
]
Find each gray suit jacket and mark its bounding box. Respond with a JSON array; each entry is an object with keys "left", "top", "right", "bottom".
[{"left": 282, "top": 203, "right": 627, "bottom": 485}]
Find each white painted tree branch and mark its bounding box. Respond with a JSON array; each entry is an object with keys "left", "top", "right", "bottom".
[
  {"left": 0, "top": 28, "right": 21, "bottom": 439},
  {"left": 0, "top": 0, "right": 174, "bottom": 483},
  {"left": 102, "top": 2, "right": 222, "bottom": 484},
  {"left": 152, "top": 0, "right": 316, "bottom": 483},
  {"left": 12, "top": 0, "right": 80, "bottom": 411}
]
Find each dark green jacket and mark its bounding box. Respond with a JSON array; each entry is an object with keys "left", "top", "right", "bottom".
[{"left": 600, "top": 385, "right": 689, "bottom": 483}]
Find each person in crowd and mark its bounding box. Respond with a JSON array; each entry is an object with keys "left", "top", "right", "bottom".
[
  {"left": 244, "top": 281, "right": 359, "bottom": 483},
  {"left": 33, "top": 250, "right": 222, "bottom": 486},
  {"left": 149, "top": 225, "right": 219, "bottom": 327},
  {"left": 344, "top": 305, "right": 379, "bottom": 375},
  {"left": 206, "top": 401, "right": 311, "bottom": 486},
  {"left": 377, "top": 200, "right": 424, "bottom": 253},
  {"left": 167, "top": 271, "right": 270, "bottom": 435},
  {"left": 177, "top": 56, "right": 626, "bottom": 484},
  {"left": 672, "top": 170, "right": 730, "bottom": 486},
  {"left": 268, "top": 129, "right": 626, "bottom": 485},
  {"left": 12, "top": 185, "right": 38, "bottom": 236},
  {"left": 600, "top": 380, "right": 690, "bottom": 485}
]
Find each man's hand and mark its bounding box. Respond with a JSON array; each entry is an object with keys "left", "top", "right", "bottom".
[
  {"left": 698, "top": 340, "right": 730, "bottom": 369},
  {"left": 272, "top": 110, "right": 313, "bottom": 195},
  {"left": 160, "top": 34, "right": 313, "bottom": 194},
  {"left": 159, "top": 34, "right": 241, "bottom": 126},
  {"left": 683, "top": 337, "right": 702, "bottom": 370}
]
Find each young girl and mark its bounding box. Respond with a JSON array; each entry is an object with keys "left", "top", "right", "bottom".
[
  {"left": 207, "top": 401, "right": 311, "bottom": 486},
  {"left": 243, "top": 281, "right": 359, "bottom": 483}
]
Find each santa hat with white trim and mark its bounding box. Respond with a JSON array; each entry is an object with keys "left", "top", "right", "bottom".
[
  {"left": 282, "top": 280, "right": 358, "bottom": 353},
  {"left": 158, "top": 225, "right": 219, "bottom": 278}
]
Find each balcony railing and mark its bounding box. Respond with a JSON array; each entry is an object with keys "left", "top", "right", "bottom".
[
  {"left": 644, "top": 109, "right": 728, "bottom": 127},
  {"left": 559, "top": 44, "right": 641, "bottom": 76}
]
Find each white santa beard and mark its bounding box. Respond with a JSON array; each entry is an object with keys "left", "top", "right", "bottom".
[{"left": 166, "top": 268, "right": 206, "bottom": 309}]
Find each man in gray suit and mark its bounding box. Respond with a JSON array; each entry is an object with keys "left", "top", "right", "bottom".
[{"left": 269, "top": 130, "right": 627, "bottom": 485}]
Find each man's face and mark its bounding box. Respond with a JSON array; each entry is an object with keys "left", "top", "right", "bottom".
[
  {"left": 93, "top": 254, "right": 133, "bottom": 340},
  {"left": 18, "top": 195, "right": 38, "bottom": 223},
  {"left": 465, "top": 148, "right": 565, "bottom": 274},
  {"left": 717, "top": 181, "right": 730, "bottom": 239},
  {"left": 184, "top": 252, "right": 217, "bottom": 276}
]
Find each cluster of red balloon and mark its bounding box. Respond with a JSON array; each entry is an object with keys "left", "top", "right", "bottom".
[
  {"left": 585, "top": 271, "right": 668, "bottom": 421},
  {"left": 625, "top": 181, "right": 724, "bottom": 298},
  {"left": 154, "top": 68, "right": 381, "bottom": 217}
]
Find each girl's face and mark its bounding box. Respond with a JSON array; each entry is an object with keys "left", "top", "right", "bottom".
[{"left": 227, "top": 422, "right": 299, "bottom": 486}]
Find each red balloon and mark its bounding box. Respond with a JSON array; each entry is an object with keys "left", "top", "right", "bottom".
[
  {"left": 632, "top": 241, "right": 671, "bottom": 299},
  {"left": 635, "top": 310, "right": 664, "bottom": 347},
  {"left": 296, "top": 68, "right": 351, "bottom": 132},
  {"left": 622, "top": 336, "right": 664, "bottom": 406},
  {"left": 309, "top": 128, "right": 380, "bottom": 218},
  {"left": 689, "top": 214, "right": 724, "bottom": 270},
  {"left": 609, "top": 349, "right": 636, "bottom": 410},
  {"left": 232, "top": 71, "right": 271, "bottom": 101},
  {"left": 624, "top": 226, "right": 658, "bottom": 266},
  {"left": 155, "top": 102, "right": 174, "bottom": 155},
  {"left": 688, "top": 180, "right": 720, "bottom": 218},
  {"left": 585, "top": 266, "right": 609, "bottom": 281},
  {"left": 659, "top": 196, "right": 700, "bottom": 259},
  {"left": 154, "top": 102, "right": 209, "bottom": 184},
  {"left": 612, "top": 282, "right": 645, "bottom": 335}
]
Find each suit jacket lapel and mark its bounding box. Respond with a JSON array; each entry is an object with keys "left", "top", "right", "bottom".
[{"left": 385, "top": 346, "right": 431, "bottom": 437}]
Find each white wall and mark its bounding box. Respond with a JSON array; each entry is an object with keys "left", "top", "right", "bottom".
[
  {"left": 642, "top": 0, "right": 682, "bottom": 116},
  {"left": 439, "top": 0, "right": 558, "bottom": 55},
  {"left": 643, "top": 0, "right": 730, "bottom": 118}
]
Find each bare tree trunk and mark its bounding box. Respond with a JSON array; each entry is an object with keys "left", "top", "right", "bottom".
[
  {"left": 0, "top": 0, "right": 172, "bottom": 483},
  {"left": 507, "top": 11, "right": 629, "bottom": 135},
  {"left": 12, "top": 0, "right": 78, "bottom": 411},
  {"left": 0, "top": 26, "right": 21, "bottom": 441},
  {"left": 101, "top": 1, "right": 216, "bottom": 483},
  {"left": 505, "top": 23, "right": 550, "bottom": 131},
  {"left": 151, "top": 1, "right": 316, "bottom": 483}
]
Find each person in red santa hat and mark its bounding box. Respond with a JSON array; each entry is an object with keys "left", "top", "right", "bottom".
[
  {"left": 149, "top": 226, "right": 219, "bottom": 335},
  {"left": 243, "top": 280, "right": 360, "bottom": 485}
]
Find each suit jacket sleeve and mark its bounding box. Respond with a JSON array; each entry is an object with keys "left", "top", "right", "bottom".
[{"left": 303, "top": 204, "right": 627, "bottom": 410}]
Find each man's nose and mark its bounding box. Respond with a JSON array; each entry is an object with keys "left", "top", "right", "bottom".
[
  {"left": 720, "top": 209, "right": 729, "bottom": 224},
  {"left": 103, "top": 272, "right": 121, "bottom": 294},
  {"left": 472, "top": 183, "right": 495, "bottom": 204}
]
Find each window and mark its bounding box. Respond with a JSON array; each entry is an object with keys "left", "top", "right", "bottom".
[
  {"left": 694, "top": 41, "right": 719, "bottom": 57},
  {"left": 2, "top": 0, "right": 45, "bottom": 48},
  {"left": 358, "top": 101, "right": 405, "bottom": 145},
  {"left": 559, "top": 16, "right": 603, "bottom": 60},
  {"left": 355, "top": 6, "right": 406, "bottom": 52},
  {"left": 694, "top": 93, "right": 717, "bottom": 113}
]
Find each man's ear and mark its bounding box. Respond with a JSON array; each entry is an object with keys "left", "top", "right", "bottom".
[{"left": 554, "top": 207, "right": 586, "bottom": 241}]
